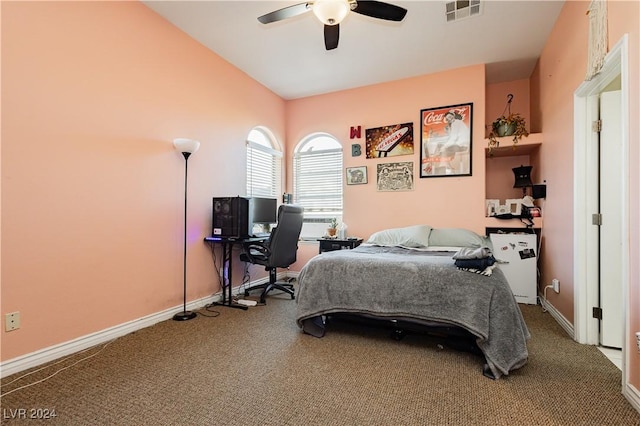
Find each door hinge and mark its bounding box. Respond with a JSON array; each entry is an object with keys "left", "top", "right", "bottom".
[
  {"left": 592, "top": 120, "right": 602, "bottom": 132},
  {"left": 593, "top": 307, "right": 603, "bottom": 320},
  {"left": 592, "top": 213, "right": 602, "bottom": 226}
]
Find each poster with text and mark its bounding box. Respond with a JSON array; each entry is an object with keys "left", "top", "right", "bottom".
[
  {"left": 365, "top": 122, "right": 414, "bottom": 158},
  {"left": 419, "top": 103, "right": 473, "bottom": 178}
]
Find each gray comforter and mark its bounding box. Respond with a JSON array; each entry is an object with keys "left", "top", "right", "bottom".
[{"left": 296, "top": 245, "right": 530, "bottom": 379}]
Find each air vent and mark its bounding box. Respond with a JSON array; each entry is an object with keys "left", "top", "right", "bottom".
[{"left": 446, "top": 0, "right": 482, "bottom": 22}]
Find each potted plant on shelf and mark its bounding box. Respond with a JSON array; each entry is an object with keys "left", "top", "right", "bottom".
[
  {"left": 487, "top": 94, "right": 529, "bottom": 156},
  {"left": 326, "top": 218, "right": 338, "bottom": 237}
]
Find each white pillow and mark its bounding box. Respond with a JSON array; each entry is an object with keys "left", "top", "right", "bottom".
[
  {"left": 428, "top": 228, "right": 484, "bottom": 248},
  {"left": 366, "top": 225, "right": 432, "bottom": 248}
]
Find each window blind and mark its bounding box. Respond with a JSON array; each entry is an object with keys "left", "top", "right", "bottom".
[
  {"left": 247, "top": 140, "right": 282, "bottom": 198},
  {"left": 293, "top": 148, "right": 343, "bottom": 217}
]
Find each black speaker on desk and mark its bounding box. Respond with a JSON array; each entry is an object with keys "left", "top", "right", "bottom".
[
  {"left": 212, "top": 197, "right": 253, "bottom": 238},
  {"left": 532, "top": 184, "right": 547, "bottom": 200}
]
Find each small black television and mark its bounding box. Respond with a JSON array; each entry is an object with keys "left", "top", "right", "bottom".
[{"left": 251, "top": 197, "right": 278, "bottom": 225}]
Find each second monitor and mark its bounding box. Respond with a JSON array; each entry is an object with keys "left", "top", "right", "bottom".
[{"left": 250, "top": 197, "right": 277, "bottom": 236}]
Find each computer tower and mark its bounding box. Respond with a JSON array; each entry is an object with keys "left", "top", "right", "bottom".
[{"left": 212, "top": 197, "right": 253, "bottom": 238}]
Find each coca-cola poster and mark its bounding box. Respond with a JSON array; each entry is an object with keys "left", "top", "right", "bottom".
[
  {"left": 365, "top": 122, "right": 414, "bottom": 158},
  {"left": 419, "top": 103, "right": 473, "bottom": 178}
]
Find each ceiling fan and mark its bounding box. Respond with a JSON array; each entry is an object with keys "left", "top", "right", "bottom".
[{"left": 257, "top": 0, "right": 407, "bottom": 50}]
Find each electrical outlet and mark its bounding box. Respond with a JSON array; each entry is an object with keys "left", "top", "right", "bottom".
[
  {"left": 636, "top": 332, "right": 640, "bottom": 352},
  {"left": 5, "top": 312, "right": 20, "bottom": 332},
  {"left": 552, "top": 279, "right": 560, "bottom": 293}
]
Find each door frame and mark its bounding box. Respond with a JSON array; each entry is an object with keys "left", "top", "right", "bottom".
[{"left": 573, "top": 35, "right": 629, "bottom": 380}]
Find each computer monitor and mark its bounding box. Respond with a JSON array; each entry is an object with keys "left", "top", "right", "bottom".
[{"left": 251, "top": 197, "right": 277, "bottom": 225}]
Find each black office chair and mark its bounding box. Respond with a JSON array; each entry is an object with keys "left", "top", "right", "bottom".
[{"left": 240, "top": 204, "right": 304, "bottom": 304}]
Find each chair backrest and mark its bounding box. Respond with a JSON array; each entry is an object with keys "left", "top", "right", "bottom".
[{"left": 266, "top": 204, "right": 304, "bottom": 268}]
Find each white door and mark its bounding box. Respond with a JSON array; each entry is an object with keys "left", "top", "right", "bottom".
[{"left": 599, "top": 90, "right": 623, "bottom": 349}]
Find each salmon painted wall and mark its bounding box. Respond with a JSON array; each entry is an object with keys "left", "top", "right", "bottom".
[
  {"left": 531, "top": 0, "right": 640, "bottom": 388},
  {"left": 1, "top": 2, "right": 285, "bottom": 361},
  {"left": 286, "top": 66, "right": 487, "bottom": 267},
  {"left": 485, "top": 78, "right": 531, "bottom": 137},
  {"left": 287, "top": 70, "right": 537, "bottom": 270}
]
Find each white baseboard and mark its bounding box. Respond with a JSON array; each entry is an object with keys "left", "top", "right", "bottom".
[
  {"left": 0, "top": 272, "right": 283, "bottom": 379},
  {"left": 0, "top": 293, "right": 217, "bottom": 379},
  {"left": 539, "top": 295, "right": 575, "bottom": 339},
  {"left": 624, "top": 383, "right": 640, "bottom": 414}
]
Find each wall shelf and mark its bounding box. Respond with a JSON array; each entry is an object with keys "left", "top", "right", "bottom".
[
  {"left": 485, "top": 133, "right": 542, "bottom": 158},
  {"left": 484, "top": 216, "right": 543, "bottom": 229}
]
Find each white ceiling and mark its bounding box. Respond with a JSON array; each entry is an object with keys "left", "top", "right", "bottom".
[{"left": 143, "top": 1, "right": 565, "bottom": 100}]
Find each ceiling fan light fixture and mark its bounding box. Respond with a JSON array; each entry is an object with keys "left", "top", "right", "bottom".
[{"left": 313, "top": 0, "right": 351, "bottom": 25}]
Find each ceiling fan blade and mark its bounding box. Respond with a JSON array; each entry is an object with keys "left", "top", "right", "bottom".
[
  {"left": 352, "top": 1, "right": 407, "bottom": 21},
  {"left": 258, "top": 2, "right": 311, "bottom": 24},
  {"left": 324, "top": 24, "right": 340, "bottom": 50}
]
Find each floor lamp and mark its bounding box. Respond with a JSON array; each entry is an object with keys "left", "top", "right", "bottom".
[{"left": 173, "top": 138, "right": 200, "bottom": 321}]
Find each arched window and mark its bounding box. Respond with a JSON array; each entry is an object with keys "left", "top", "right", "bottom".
[
  {"left": 246, "top": 127, "right": 282, "bottom": 198},
  {"left": 293, "top": 133, "right": 343, "bottom": 237}
]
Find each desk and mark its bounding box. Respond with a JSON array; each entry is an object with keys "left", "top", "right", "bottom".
[{"left": 204, "top": 236, "right": 267, "bottom": 310}]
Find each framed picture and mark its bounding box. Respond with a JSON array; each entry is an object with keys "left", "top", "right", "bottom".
[
  {"left": 376, "top": 162, "right": 414, "bottom": 192},
  {"left": 485, "top": 199, "right": 500, "bottom": 217},
  {"left": 419, "top": 103, "right": 473, "bottom": 178},
  {"left": 346, "top": 166, "right": 368, "bottom": 185},
  {"left": 506, "top": 199, "right": 523, "bottom": 216},
  {"left": 365, "top": 122, "right": 414, "bottom": 158}
]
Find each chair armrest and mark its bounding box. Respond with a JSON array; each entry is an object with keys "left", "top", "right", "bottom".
[{"left": 241, "top": 242, "right": 271, "bottom": 263}]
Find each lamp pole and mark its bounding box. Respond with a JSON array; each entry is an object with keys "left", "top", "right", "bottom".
[{"left": 173, "top": 139, "right": 200, "bottom": 321}]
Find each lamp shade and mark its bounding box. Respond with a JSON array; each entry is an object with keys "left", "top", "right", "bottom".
[
  {"left": 313, "top": 0, "right": 350, "bottom": 25},
  {"left": 513, "top": 165, "right": 533, "bottom": 188},
  {"left": 173, "top": 138, "right": 200, "bottom": 154}
]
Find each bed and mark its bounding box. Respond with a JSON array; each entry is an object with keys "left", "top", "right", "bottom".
[{"left": 295, "top": 225, "right": 530, "bottom": 379}]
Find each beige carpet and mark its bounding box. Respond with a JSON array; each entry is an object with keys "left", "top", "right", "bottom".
[{"left": 2, "top": 291, "right": 639, "bottom": 425}]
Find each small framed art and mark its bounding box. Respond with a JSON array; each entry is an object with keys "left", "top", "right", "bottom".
[
  {"left": 376, "top": 162, "right": 413, "bottom": 191},
  {"left": 346, "top": 166, "right": 368, "bottom": 185},
  {"left": 485, "top": 199, "right": 500, "bottom": 217},
  {"left": 505, "top": 199, "right": 523, "bottom": 216}
]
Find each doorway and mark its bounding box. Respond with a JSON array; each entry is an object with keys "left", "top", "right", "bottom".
[{"left": 574, "top": 36, "right": 629, "bottom": 384}]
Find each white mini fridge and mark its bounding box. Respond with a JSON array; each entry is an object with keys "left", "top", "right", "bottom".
[{"left": 490, "top": 233, "right": 537, "bottom": 304}]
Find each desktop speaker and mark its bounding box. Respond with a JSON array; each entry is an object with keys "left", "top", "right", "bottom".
[
  {"left": 212, "top": 197, "right": 252, "bottom": 238},
  {"left": 532, "top": 184, "right": 547, "bottom": 200}
]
